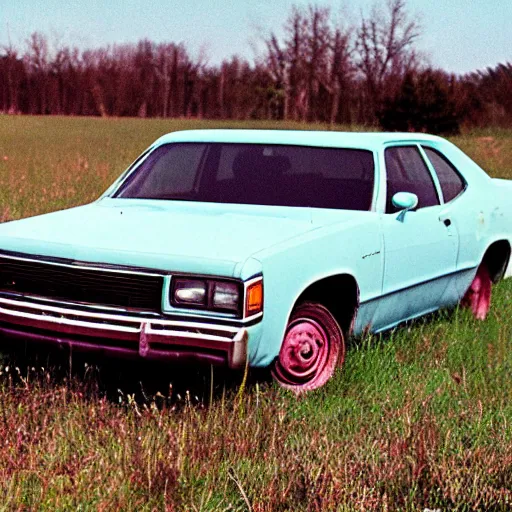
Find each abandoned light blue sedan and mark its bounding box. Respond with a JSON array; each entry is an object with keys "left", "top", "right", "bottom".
[{"left": 0, "top": 130, "right": 511, "bottom": 392}]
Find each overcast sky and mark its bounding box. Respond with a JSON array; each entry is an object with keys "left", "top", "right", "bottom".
[{"left": 1, "top": 0, "right": 510, "bottom": 74}]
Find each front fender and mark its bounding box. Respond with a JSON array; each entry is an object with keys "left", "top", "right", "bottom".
[{"left": 245, "top": 216, "right": 383, "bottom": 367}]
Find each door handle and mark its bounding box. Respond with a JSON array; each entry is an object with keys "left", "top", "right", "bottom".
[
  {"left": 439, "top": 211, "right": 451, "bottom": 226},
  {"left": 439, "top": 211, "right": 453, "bottom": 232}
]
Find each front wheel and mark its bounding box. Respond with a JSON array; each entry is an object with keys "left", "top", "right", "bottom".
[
  {"left": 462, "top": 262, "right": 492, "bottom": 320},
  {"left": 272, "top": 302, "right": 344, "bottom": 393}
]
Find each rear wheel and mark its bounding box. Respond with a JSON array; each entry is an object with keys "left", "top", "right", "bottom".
[
  {"left": 462, "top": 262, "right": 492, "bottom": 320},
  {"left": 272, "top": 302, "right": 344, "bottom": 393}
]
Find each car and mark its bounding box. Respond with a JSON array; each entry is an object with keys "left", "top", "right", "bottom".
[{"left": 0, "top": 130, "right": 511, "bottom": 392}]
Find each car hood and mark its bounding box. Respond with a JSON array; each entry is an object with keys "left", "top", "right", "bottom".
[{"left": 0, "top": 199, "right": 324, "bottom": 277}]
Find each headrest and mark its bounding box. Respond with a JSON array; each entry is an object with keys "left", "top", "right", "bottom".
[{"left": 232, "top": 149, "right": 291, "bottom": 181}]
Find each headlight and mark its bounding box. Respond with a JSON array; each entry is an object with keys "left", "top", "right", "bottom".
[
  {"left": 171, "top": 277, "right": 241, "bottom": 313},
  {"left": 212, "top": 282, "right": 239, "bottom": 311},
  {"left": 174, "top": 279, "right": 207, "bottom": 306}
]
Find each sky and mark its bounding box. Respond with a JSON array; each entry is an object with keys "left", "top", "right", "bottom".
[{"left": 0, "top": 0, "right": 510, "bottom": 75}]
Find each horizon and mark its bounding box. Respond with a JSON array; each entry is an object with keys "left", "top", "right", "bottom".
[{"left": 1, "top": 0, "right": 511, "bottom": 75}]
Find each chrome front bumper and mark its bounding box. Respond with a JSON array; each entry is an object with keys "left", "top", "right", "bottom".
[{"left": 0, "top": 296, "right": 248, "bottom": 368}]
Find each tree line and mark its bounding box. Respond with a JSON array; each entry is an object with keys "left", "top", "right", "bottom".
[{"left": 1, "top": 0, "right": 510, "bottom": 133}]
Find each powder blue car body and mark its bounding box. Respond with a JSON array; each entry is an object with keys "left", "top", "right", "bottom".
[{"left": 0, "top": 130, "right": 511, "bottom": 367}]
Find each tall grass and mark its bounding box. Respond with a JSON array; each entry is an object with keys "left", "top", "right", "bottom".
[
  {"left": 0, "top": 117, "right": 511, "bottom": 510},
  {"left": 0, "top": 116, "right": 368, "bottom": 222}
]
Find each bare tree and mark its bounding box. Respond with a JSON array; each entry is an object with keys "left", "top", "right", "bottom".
[
  {"left": 0, "top": 3, "right": 503, "bottom": 127},
  {"left": 263, "top": 5, "right": 355, "bottom": 123},
  {"left": 264, "top": 33, "right": 289, "bottom": 119},
  {"left": 0, "top": 44, "right": 24, "bottom": 114},
  {"left": 303, "top": 6, "right": 332, "bottom": 121},
  {"left": 326, "top": 25, "right": 353, "bottom": 124},
  {"left": 355, "top": 0, "right": 421, "bottom": 121},
  {"left": 24, "top": 32, "right": 51, "bottom": 113}
]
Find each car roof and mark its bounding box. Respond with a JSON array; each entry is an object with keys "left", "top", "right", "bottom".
[{"left": 154, "top": 129, "right": 445, "bottom": 151}]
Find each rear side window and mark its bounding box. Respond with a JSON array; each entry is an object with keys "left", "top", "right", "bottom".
[
  {"left": 385, "top": 146, "right": 440, "bottom": 212},
  {"left": 422, "top": 147, "right": 465, "bottom": 203}
]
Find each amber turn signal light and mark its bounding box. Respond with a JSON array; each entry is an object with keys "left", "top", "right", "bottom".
[{"left": 245, "top": 280, "right": 263, "bottom": 317}]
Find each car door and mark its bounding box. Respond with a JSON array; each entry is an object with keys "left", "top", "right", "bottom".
[
  {"left": 373, "top": 144, "right": 459, "bottom": 331},
  {"left": 420, "top": 144, "right": 475, "bottom": 301}
]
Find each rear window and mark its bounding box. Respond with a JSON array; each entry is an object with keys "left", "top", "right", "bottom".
[
  {"left": 116, "top": 143, "right": 375, "bottom": 211},
  {"left": 422, "top": 146, "right": 466, "bottom": 203}
]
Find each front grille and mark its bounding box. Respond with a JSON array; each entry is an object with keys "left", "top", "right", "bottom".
[{"left": 0, "top": 255, "right": 164, "bottom": 312}]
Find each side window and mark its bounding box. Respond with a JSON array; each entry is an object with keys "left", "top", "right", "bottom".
[
  {"left": 385, "top": 146, "right": 440, "bottom": 213},
  {"left": 422, "top": 147, "right": 465, "bottom": 203}
]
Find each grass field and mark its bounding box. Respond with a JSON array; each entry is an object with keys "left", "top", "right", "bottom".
[{"left": 0, "top": 116, "right": 512, "bottom": 511}]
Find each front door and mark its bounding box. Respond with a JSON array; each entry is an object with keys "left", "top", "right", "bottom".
[{"left": 374, "top": 145, "right": 459, "bottom": 331}]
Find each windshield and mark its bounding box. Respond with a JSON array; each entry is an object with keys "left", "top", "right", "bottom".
[{"left": 114, "top": 143, "right": 375, "bottom": 211}]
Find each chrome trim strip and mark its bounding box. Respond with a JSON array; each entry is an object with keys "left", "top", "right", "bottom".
[
  {"left": 0, "top": 252, "right": 165, "bottom": 277},
  {"left": 2, "top": 306, "right": 139, "bottom": 334},
  {"left": 0, "top": 291, "right": 161, "bottom": 316},
  {"left": 243, "top": 311, "right": 264, "bottom": 323},
  {"left": 0, "top": 291, "right": 263, "bottom": 325},
  {"left": 359, "top": 265, "right": 478, "bottom": 305},
  {"left": 0, "top": 297, "right": 240, "bottom": 334}
]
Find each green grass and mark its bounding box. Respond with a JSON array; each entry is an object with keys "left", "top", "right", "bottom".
[
  {"left": 0, "top": 116, "right": 512, "bottom": 510},
  {"left": 0, "top": 116, "right": 370, "bottom": 222}
]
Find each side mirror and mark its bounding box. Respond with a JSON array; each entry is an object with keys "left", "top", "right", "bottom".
[{"left": 392, "top": 192, "right": 418, "bottom": 222}]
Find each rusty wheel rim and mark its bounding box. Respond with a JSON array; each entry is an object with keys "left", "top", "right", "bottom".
[{"left": 273, "top": 317, "right": 333, "bottom": 389}]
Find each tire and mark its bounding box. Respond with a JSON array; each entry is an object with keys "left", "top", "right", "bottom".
[
  {"left": 462, "top": 262, "right": 492, "bottom": 320},
  {"left": 271, "top": 302, "right": 345, "bottom": 393}
]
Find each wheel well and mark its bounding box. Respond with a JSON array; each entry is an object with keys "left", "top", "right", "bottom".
[
  {"left": 294, "top": 274, "right": 359, "bottom": 335},
  {"left": 483, "top": 240, "right": 511, "bottom": 283}
]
